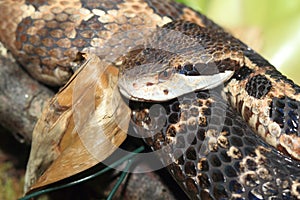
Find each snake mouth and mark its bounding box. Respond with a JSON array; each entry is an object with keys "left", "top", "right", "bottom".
[{"left": 118, "top": 70, "right": 234, "bottom": 102}]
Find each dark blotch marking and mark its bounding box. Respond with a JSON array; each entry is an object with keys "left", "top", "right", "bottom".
[
  {"left": 270, "top": 97, "right": 300, "bottom": 136},
  {"left": 245, "top": 74, "right": 272, "bottom": 98},
  {"left": 232, "top": 66, "right": 253, "bottom": 80}
]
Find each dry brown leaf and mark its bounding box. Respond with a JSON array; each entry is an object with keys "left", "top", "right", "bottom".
[{"left": 24, "top": 55, "right": 130, "bottom": 193}]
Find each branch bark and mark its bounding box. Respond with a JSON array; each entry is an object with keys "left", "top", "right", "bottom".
[{"left": 0, "top": 54, "right": 54, "bottom": 143}]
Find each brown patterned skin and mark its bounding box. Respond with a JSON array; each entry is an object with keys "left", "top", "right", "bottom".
[
  {"left": 224, "top": 63, "right": 300, "bottom": 161},
  {"left": 120, "top": 18, "right": 300, "bottom": 160},
  {"left": 1, "top": 0, "right": 300, "bottom": 199},
  {"left": 0, "top": 0, "right": 207, "bottom": 85},
  {"left": 131, "top": 88, "right": 300, "bottom": 200}
]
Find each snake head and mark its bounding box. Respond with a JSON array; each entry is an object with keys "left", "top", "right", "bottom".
[
  {"left": 117, "top": 20, "right": 244, "bottom": 101},
  {"left": 118, "top": 60, "right": 234, "bottom": 101}
]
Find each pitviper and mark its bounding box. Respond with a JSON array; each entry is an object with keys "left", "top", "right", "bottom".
[{"left": 0, "top": 0, "right": 300, "bottom": 199}]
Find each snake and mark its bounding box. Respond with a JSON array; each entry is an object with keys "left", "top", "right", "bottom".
[{"left": 0, "top": 0, "right": 300, "bottom": 199}]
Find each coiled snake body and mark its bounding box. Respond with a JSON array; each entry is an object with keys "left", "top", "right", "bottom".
[{"left": 0, "top": 0, "right": 300, "bottom": 199}]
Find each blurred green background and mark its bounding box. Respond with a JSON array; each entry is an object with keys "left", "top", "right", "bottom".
[{"left": 176, "top": 0, "right": 300, "bottom": 84}]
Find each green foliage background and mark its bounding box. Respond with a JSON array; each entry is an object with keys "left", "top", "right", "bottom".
[{"left": 176, "top": 0, "right": 300, "bottom": 84}]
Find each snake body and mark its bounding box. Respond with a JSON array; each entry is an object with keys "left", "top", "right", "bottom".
[{"left": 0, "top": 0, "right": 300, "bottom": 199}]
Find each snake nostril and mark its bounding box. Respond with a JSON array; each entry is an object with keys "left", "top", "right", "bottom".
[{"left": 132, "top": 82, "right": 138, "bottom": 88}]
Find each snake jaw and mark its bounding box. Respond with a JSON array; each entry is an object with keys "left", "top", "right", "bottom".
[{"left": 118, "top": 70, "right": 234, "bottom": 101}]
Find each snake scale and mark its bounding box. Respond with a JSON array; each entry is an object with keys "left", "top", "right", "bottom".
[{"left": 1, "top": 0, "right": 300, "bottom": 199}]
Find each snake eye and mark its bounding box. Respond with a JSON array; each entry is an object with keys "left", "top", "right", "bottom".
[{"left": 158, "top": 69, "right": 173, "bottom": 82}]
